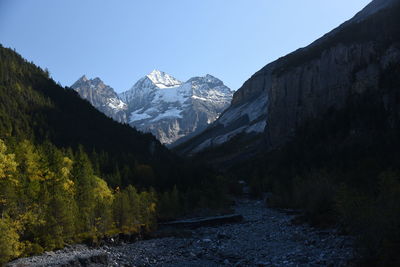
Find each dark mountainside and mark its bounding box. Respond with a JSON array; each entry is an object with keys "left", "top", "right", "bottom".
[
  {"left": 178, "top": 0, "right": 400, "bottom": 265},
  {"left": 177, "top": 0, "right": 400, "bottom": 159},
  {"left": 2, "top": 0, "right": 400, "bottom": 265},
  {"left": 0, "top": 45, "right": 228, "bottom": 264},
  {"left": 0, "top": 45, "right": 173, "bottom": 188}
]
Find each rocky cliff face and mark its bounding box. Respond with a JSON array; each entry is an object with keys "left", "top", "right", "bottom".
[
  {"left": 71, "top": 76, "right": 127, "bottom": 122},
  {"left": 119, "top": 70, "right": 182, "bottom": 109},
  {"left": 71, "top": 71, "right": 233, "bottom": 145},
  {"left": 122, "top": 71, "right": 233, "bottom": 144},
  {"left": 264, "top": 42, "right": 400, "bottom": 148},
  {"left": 178, "top": 0, "right": 400, "bottom": 154}
]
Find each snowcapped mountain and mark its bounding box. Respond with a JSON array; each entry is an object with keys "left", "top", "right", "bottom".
[
  {"left": 122, "top": 70, "right": 233, "bottom": 144},
  {"left": 71, "top": 76, "right": 128, "bottom": 122},
  {"left": 119, "top": 70, "right": 182, "bottom": 108},
  {"left": 71, "top": 70, "right": 233, "bottom": 145}
]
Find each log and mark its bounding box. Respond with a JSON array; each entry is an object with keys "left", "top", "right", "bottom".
[{"left": 160, "top": 214, "right": 244, "bottom": 229}]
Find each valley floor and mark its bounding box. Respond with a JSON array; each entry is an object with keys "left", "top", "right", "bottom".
[{"left": 8, "top": 199, "right": 355, "bottom": 266}]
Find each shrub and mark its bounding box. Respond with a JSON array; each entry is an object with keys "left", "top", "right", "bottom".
[
  {"left": 336, "top": 171, "right": 400, "bottom": 266},
  {"left": 268, "top": 171, "right": 337, "bottom": 225}
]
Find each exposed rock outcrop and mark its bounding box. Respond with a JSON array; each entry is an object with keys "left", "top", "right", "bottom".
[
  {"left": 71, "top": 76, "right": 128, "bottom": 123},
  {"left": 71, "top": 71, "right": 233, "bottom": 145},
  {"left": 178, "top": 0, "right": 400, "bottom": 154},
  {"left": 122, "top": 71, "right": 233, "bottom": 145}
]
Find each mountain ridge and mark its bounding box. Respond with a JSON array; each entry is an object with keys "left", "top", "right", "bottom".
[
  {"left": 176, "top": 0, "right": 400, "bottom": 156},
  {"left": 71, "top": 75, "right": 128, "bottom": 122},
  {"left": 123, "top": 71, "right": 233, "bottom": 144},
  {"left": 72, "top": 70, "right": 233, "bottom": 144}
]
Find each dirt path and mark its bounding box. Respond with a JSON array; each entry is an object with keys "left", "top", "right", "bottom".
[{"left": 8, "top": 199, "right": 355, "bottom": 266}]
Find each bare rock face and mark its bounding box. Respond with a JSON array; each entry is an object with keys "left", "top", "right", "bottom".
[
  {"left": 119, "top": 70, "right": 182, "bottom": 109},
  {"left": 71, "top": 71, "right": 233, "bottom": 145},
  {"left": 71, "top": 76, "right": 128, "bottom": 123},
  {"left": 264, "top": 42, "right": 399, "bottom": 147},
  {"left": 179, "top": 0, "right": 400, "bottom": 154},
  {"left": 122, "top": 71, "right": 233, "bottom": 145}
]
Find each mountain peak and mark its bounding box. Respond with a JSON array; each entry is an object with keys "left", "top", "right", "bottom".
[
  {"left": 146, "top": 70, "right": 182, "bottom": 89},
  {"left": 92, "top": 77, "right": 103, "bottom": 84},
  {"left": 187, "top": 74, "right": 226, "bottom": 89},
  {"left": 75, "top": 75, "right": 104, "bottom": 85},
  {"left": 127, "top": 72, "right": 233, "bottom": 144},
  {"left": 79, "top": 75, "right": 88, "bottom": 82},
  {"left": 71, "top": 75, "right": 127, "bottom": 122},
  {"left": 148, "top": 69, "right": 163, "bottom": 76},
  {"left": 348, "top": 0, "right": 399, "bottom": 24},
  {"left": 72, "top": 75, "right": 113, "bottom": 93},
  {"left": 204, "top": 74, "right": 223, "bottom": 83}
]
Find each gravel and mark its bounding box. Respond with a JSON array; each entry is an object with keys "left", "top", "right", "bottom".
[{"left": 8, "top": 199, "right": 355, "bottom": 266}]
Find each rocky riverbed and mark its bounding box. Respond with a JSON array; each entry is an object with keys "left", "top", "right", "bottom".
[{"left": 8, "top": 199, "right": 355, "bottom": 266}]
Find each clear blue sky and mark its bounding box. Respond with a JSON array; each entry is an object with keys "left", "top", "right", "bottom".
[{"left": 0, "top": 0, "right": 371, "bottom": 92}]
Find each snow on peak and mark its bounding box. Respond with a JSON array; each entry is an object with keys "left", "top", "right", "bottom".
[
  {"left": 146, "top": 70, "right": 182, "bottom": 89},
  {"left": 205, "top": 74, "right": 220, "bottom": 81},
  {"left": 186, "top": 75, "right": 232, "bottom": 100},
  {"left": 119, "top": 70, "right": 182, "bottom": 104},
  {"left": 187, "top": 74, "right": 224, "bottom": 87},
  {"left": 78, "top": 75, "right": 88, "bottom": 82},
  {"left": 127, "top": 73, "right": 232, "bottom": 124},
  {"left": 72, "top": 71, "right": 233, "bottom": 145}
]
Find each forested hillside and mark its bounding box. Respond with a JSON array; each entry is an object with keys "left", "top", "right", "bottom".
[
  {"left": 0, "top": 45, "right": 175, "bottom": 189},
  {"left": 0, "top": 46, "right": 228, "bottom": 263},
  {"left": 195, "top": 3, "right": 400, "bottom": 265}
]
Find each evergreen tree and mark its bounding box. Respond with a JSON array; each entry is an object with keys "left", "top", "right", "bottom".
[{"left": 71, "top": 146, "right": 96, "bottom": 234}]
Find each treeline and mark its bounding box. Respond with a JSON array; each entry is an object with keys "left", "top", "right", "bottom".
[
  {"left": 0, "top": 136, "right": 228, "bottom": 264},
  {"left": 0, "top": 44, "right": 226, "bottom": 195},
  {"left": 202, "top": 5, "right": 400, "bottom": 266},
  {"left": 0, "top": 138, "right": 158, "bottom": 263},
  {"left": 0, "top": 44, "right": 173, "bottom": 190},
  {"left": 229, "top": 82, "right": 400, "bottom": 265},
  {"left": 0, "top": 45, "right": 230, "bottom": 263}
]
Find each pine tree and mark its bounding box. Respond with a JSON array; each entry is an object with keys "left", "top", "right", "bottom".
[
  {"left": 71, "top": 146, "right": 96, "bottom": 234},
  {"left": 41, "top": 146, "right": 77, "bottom": 248},
  {"left": 112, "top": 188, "right": 131, "bottom": 232}
]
